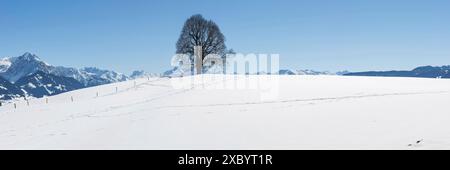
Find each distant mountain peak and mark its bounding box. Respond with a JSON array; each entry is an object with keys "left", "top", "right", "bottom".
[
  {"left": 0, "top": 53, "right": 51, "bottom": 82},
  {"left": 1, "top": 52, "right": 43, "bottom": 71},
  {"left": 22, "top": 52, "right": 37, "bottom": 58},
  {"left": 16, "top": 52, "right": 43, "bottom": 62},
  {"left": 278, "top": 69, "right": 335, "bottom": 75},
  {"left": 130, "top": 70, "right": 149, "bottom": 79},
  {"left": 82, "top": 67, "right": 101, "bottom": 72}
]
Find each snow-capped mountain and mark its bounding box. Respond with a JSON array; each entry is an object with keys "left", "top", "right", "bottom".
[
  {"left": 279, "top": 69, "right": 335, "bottom": 75},
  {"left": 0, "top": 53, "right": 52, "bottom": 83},
  {"left": 279, "top": 69, "right": 296, "bottom": 75},
  {"left": 0, "top": 52, "right": 130, "bottom": 101},
  {"left": 15, "top": 71, "right": 84, "bottom": 98},
  {"left": 295, "top": 69, "right": 334, "bottom": 75},
  {"left": 0, "top": 53, "right": 129, "bottom": 87},
  {"left": 130, "top": 70, "right": 147, "bottom": 79},
  {"left": 129, "top": 70, "right": 162, "bottom": 79},
  {"left": 76, "top": 67, "right": 128, "bottom": 87},
  {"left": 0, "top": 76, "right": 24, "bottom": 101},
  {"left": 130, "top": 70, "right": 161, "bottom": 79},
  {"left": 163, "top": 67, "right": 193, "bottom": 77}
]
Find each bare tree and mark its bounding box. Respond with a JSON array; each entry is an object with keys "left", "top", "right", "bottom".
[{"left": 176, "top": 14, "right": 227, "bottom": 61}]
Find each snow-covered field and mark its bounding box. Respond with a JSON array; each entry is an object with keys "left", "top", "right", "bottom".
[{"left": 1, "top": 75, "right": 450, "bottom": 150}]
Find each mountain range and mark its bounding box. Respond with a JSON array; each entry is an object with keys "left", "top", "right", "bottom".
[
  {"left": 163, "top": 67, "right": 335, "bottom": 77},
  {"left": 0, "top": 53, "right": 130, "bottom": 101},
  {"left": 344, "top": 66, "right": 450, "bottom": 78},
  {"left": 279, "top": 69, "right": 335, "bottom": 75},
  {"left": 166, "top": 66, "right": 449, "bottom": 78},
  {"left": 0, "top": 53, "right": 129, "bottom": 85}
]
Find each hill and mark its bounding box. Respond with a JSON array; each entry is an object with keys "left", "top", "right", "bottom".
[{"left": 0, "top": 75, "right": 450, "bottom": 149}]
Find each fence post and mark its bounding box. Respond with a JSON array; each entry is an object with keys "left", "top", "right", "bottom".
[
  {"left": 46, "top": 98, "right": 48, "bottom": 104},
  {"left": 71, "top": 96, "right": 74, "bottom": 102},
  {"left": 14, "top": 103, "right": 16, "bottom": 109}
]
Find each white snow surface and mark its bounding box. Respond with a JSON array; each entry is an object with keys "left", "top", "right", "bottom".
[{"left": 1, "top": 75, "right": 450, "bottom": 150}]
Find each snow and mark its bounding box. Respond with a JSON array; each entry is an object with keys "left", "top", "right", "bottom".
[
  {"left": 0, "top": 58, "right": 12, "bottom": 72},
  {"left": 0, "top": 75, "right": 450, "bottom": 150},
  {"left": 55, "top": 85, "right": 64, "bottom": 91},
  {"left": 27, "top": 83, "right": 36, "bottom": 89},
  {"left": 0, "top": 58, "right": 11, "bottom": 65}
]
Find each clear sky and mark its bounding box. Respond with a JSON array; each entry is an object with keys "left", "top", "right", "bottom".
[{"left": 1, "top": 0, "right": 450, "bottom": 74}]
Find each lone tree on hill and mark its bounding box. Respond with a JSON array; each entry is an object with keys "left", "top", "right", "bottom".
[{"left": 176, "top": 14, "right": 227, "bottom": 61}]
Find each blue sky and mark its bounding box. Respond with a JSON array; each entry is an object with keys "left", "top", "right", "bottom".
[{"left": 1, "top": 0, "right": 450, "bottom": 74}]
